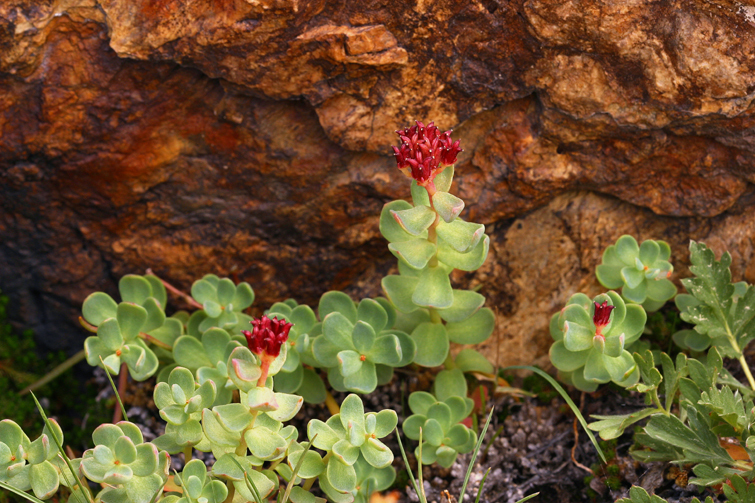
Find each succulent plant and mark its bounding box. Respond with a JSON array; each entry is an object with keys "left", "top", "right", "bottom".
[
  {"left": 596, "top": 235, "right": 676, "bottom": 312},
  {"left": 83, "top": 302, "right": 160, "bottom": 380},
  {"left": 313, "top": 297, "right": 415, "bottom": 394},
  {"left": 549, "top": 291, "right": 645, "bottom": 392},
  {"left": 189, "top": 274, "right": 255, "bottom": 335},
  {"left": 157, "top": 459, "right": 227, "bottom": 503},
  {"left": 0, "top": 419, "right": 66, "bottom": 500},
  {"left": 80, "top": 421, "right": 170, "bottom": 503},
  {"left": 380, "top": 163, "right": 493, "bottom": 367},
  {"left": 266, "top": 299, "right": 327, "bottom": 403},
  {"left": 152, "top": 367, "right": 216, "bottom": 454},
  {"left": 169, "top": 327, "right": 244, "bottom": 406},
  {"left": 307, "top": 394, "right": 397, "bottom": 497},
  {"left": 402, "top": 369, "right": 476, "bottom": 467}
]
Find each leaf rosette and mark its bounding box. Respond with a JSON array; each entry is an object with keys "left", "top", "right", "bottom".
[
  {"left": 596, "top": 235, "right": 676, "bottom": 311},
  {"left": 157, "top": 459, "right": 227, "bottom": 503},
  {"left": 307, "top": 395, "right": 397, "bottom": 496},
  {"left": 312, "top": 296, "right": 415, "bottom": 393},
  {"left": 549, "top": 291, "right": 645, "bottom": 392},
  {"left": 84, "top": 302, "right": 160, "bottom": 380},
  {"left": 169, "top": 327, "right": 245, "bottom": 406},
  {"left": 80, "top": 421, "right": 170, "bottom": 503},
  {"left": 152, "top": 367, "right": 216, "bottom": 454},
  {"left": 0, "top": 419, "right": 66, "bottom": 500},
  {"left": 190, "top": 274, "right": 255, "bottom": 335},
  {"left": 402, "top": 369, "right": 475, "bottom": 468}
]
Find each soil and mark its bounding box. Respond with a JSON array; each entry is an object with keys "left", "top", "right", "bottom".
[{"left": 92, "top": 367, "right": 726, "bottom": 503}]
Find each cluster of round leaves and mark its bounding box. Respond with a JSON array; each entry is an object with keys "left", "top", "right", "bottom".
[
  {"left": 549, "top": 292, "right": 646, "bottom": 392},
  {"left": 0, "top": 419, "right": 66, "bottom": 500},
  {"left": 81, "top": 422, "right": 170, "bottom": 503},
  {"left": 379, "top": 166, "right": 495, "bottom": 367},
  {"left": 306, "top": 394, "right": 397, "bottom": 502},
  {"left": 82, "top": 274, "right": 256, "bottom": 383},
  {"left": 82, "top": 274, "right": 174, "bottom": 380},
  {"left": 266, "top": 292, "right": 416, "bottom": 399},
  {"left": 596, "top": 236, "right": 676, "bottom": 312},
  {"left": 402, "top": 369, "right": 476, "bottom": 467}
]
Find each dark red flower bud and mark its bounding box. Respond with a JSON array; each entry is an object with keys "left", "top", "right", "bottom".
[
  {"left": 391, "top": 121, "right": 462, "bottom": 186},
  {"left": 241, "top": 315, "right": 292, "bottom": 358},
  {"left": 592, "top": 301, "right": 615, "bottom": 331}
]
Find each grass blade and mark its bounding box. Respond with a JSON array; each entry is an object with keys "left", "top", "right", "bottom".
[
  {"left": 281, "top": 434, "right": 317, "bottom": 503},
  {"left": 229, "top": 456, "right": 263, "bottom": 503},
  {"left": 19, "top": 349, "right": 86, "bottom": 395},
  {"left": 515, "top": 492, "right": 540, "bottom": 503},
  {"left": 459, "top": 406, "right": 494, "bottom": 501},
  {"left": 502, "top": 365, "right": 606, "bottom": 463},
  {"left": 418, "top": 427, "right": 426, "bottom": 503},
  {"left": 30, "top": 392, "right": 94, "bottom": 503},
  {"left": 99, "top": 356, "right": 128, "bottom": 421},
  {"left": 395, "top": 428, "right": 425, "bottom": 503},
  {"left": 473, "top": 468, "right": 491, "bottom": 503},
  {"left": 0, "top": 481, "right": 47, "bottom": 503}
]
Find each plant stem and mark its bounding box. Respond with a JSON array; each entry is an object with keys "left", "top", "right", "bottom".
[
  {"left": 146, "top": 268, "right": 203, "bottom": 309},
  {"left": 112, "top": 363, "right": 128, "bottom": 423},
  {"left": 223, "top": 482, "right": 235, "bottom": 503},
  {"left": 183, "top": 445, "right": 192, "bottom": 463},
  {"left": 302, "top": 478, "right": 316, "bottom": 491},
  {"left": 739, "top": 355, "right": 755, "bottom": 391},
  {"left": 138, "top": 331, "right": 172, "bottom": 350},
  {"left": 20, "top": 349, "right": 86, "bottom": 395},
  {"left": 324, "top": 390, "right": 340, "bottom": 415}
]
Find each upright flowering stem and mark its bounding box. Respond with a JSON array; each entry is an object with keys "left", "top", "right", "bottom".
[
  {"left": 241, "top": 315, "right": 292, "bottom": 386},
  {"left": 392, "top": 121, "right": 461, "bottom": 327},
  {"left": 237, "top": 315, "right": 293, "bottom": 455}
]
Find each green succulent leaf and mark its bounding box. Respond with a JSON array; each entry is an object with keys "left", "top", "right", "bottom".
[
  {"left": 454, "top": 349, "right": 493, "bottom": 374},
  {"left": 391, "top": 205, "right": 436, "bottom": 236},
  {"left": 381, "top": 275, "right": 419, "bottom": 314},
  {"left": 437, "top": 235, "right": 489, "bottom": 272},
  {"left": 436, "top": 219, "right": 485, "bottom": 253},
  {"left": 432, "top": 191, "right": 465, "bottom": 223},
  {"left": 319, "top": 291, "right": 358, "bottom": 324},
  {"left": 380, "top": 200, "right": 417, "bottom": 243},
  {"left": 83, "top": 292, "right": 119, "bottom": 326},
  {"left": 445, "top": 307, "right": 494, "bottom": 345},
  {"left": 412, "top": 265, "right": 453, "bottom": 309},
  {"left": 388, "top": 239, "right": 437, "bottom": 270},
  {"left": 433, "top": 369, "right": 467, "bottom": 401},
  {"left": 410, "top": 323, "right": 449, "bottom": 367}
]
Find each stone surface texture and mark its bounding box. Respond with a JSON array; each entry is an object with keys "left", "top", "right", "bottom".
[{"left": 1, "top": 0, "right": 755, "bottom": 369}]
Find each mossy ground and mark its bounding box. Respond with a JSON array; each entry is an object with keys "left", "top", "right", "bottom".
[{"left": 0, "top": 290, "right": 111, "bottom": 503}]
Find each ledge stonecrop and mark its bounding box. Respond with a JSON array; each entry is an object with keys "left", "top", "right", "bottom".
[
  {"left": 380, "top": 123, "right": 493, "bottom": 367},
  {"left": 393, "top": 121, "right": 462, "bottom": 187},
  {"left": 596, "top": 235, "right": 676, "bottom": 312},
  {"left": 2, "top": 120, "right": 502, "bottom": 503},
  {"left": 550, "top": 291, "right": 645, "bottom": 392}
]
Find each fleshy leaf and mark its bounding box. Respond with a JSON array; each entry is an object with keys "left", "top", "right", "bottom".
[{"left": 432, "top": 191, "right": 464, "bottom": 223}]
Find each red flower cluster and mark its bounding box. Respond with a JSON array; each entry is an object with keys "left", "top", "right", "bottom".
[
  {"left": 392, "top": 121, "right": 462, "bottom": 186},
  {"left": 592, "top": 301, "right": 615, "bottom": 331},
  {"left": 242, "top": 315, "right": 292, "bottom": 357}
]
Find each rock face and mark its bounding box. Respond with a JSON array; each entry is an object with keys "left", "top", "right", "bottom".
[{"left": 1, "top": 0, "right": 754, "bottom": 368}]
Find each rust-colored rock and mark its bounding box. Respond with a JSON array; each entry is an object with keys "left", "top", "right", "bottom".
[{"left": 1, "top": 0, "right": 754, "bottom": 372}]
